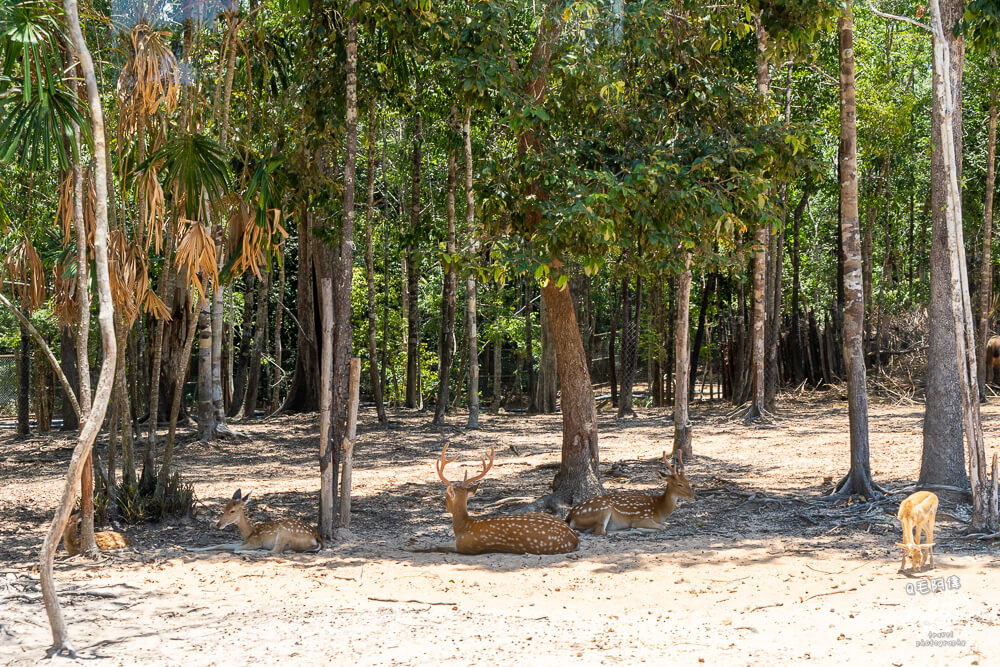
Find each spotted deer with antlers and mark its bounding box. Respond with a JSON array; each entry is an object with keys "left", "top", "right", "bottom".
[
  {"left": 567, "top": 451, "right": 695, "bottom": 535},
  {"left": 437, "top": 443, "right": 578, "bottom": 555}
]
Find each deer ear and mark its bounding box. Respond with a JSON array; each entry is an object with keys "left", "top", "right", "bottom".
[
  {"left": 232, "top": 489, "right": 242, "bottom": 501},
  {"left": 242, "top": 490, "right": 253, "bottom": 504},
  {"left": 466, "top": 483, "right": 480, "bottom": 496}
]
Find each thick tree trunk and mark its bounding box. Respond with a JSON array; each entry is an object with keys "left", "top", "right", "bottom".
[
  {"left": 834, "top": 5, "right": 880, "bottom": 500},
  {"left": 929, "top": 0, "right": 997, "bottom": 531},
  {"left": 244, "top": 271, "right": 269, "bottom": 417},
  {"left": 921, "top": 0, "right": 970, "bottom": 496},
  {"left": 674, "top": 256, "right": 693, "bottom": 457},
  {"left": 464, "top": 108, "right": 480, "bottom": 429},
  {"left": 281, "top": 209, "right": 320, "bottom": 413},
  {"left": 364, "top": 106, "right": 385, "bottom": 422},
  {"left": 228, "top": 277, "right": 255, "bottom": 417},
  {"left": 41, "top": 0, "right": 118, "bottom": 651},
  {"left": 197, "top": 299, "right": 216, "bottom": 440},
  {"left": 405, "top": 107, "right": 422, "bottom": 409},
  {"left": 59, "top": 327, "right": 79, "bottom": 430},
  {"left": 434, "top": 107, "right": 459, "bottom": 425},
  {"left": 978, "top": 48, "right": 998, "bottom": 401}
]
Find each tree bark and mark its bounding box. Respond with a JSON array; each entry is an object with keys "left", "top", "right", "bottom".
[
  {"left": 364, "top": 105, "right": 385, "bottom": 422},
  {"left": 746, "top": 13, "right": 769, "bottom": 424},
  {"left": 608, "top": 278, "right": 621, "bottom": 407},
  {"left": 833, "top": 4, "right": 880, "bottom": 500},
  {"left": 41, "top": 0, "right": 118, "bottom": 651},
  {"left": 59, "top": 327, "right": 79, "bottom": 430},
  {"left": 197, "top": 297, "right": 216, "bottom": 440},
  {"left": 244, "top": 270, "right": 269, "bottom": 417},
  {"left": 618, "top": 276, "right": 638, "bottom": 418},
  {"left": 405, "top": 105, "right": 422, "bottom": 409},
  {"left": 228, "top": 277, "right": 255, "bottom": 417},
  {"left": 434, "top": 106, "right": 459, "bottom": 425},
  {"left": 689, "top": 274, "right": 713, "bottom": 401},
  {"left": 978, "top": 47, "right": 998, "bottom": 401},
  {"left": 929, "top": 0, "right": 997, "bottom": 530},
  {"left": 674, "top": 255, "right": 693, "bottom": 458},
  {"left": 536, "top": 295, "right": 558, "bottom": 413},
  {"left": 464, "top": 108, "right": 480, "bottom": 428},
  {"left": 921, "top": 0, "right": 970, "bottom": 496},
  {"left": 17, "top": 310, "right": 30, "bottom": 437},
  {"left": 318, "top": 276, "right": 335, "bottom": 538},
  {"left": 524, "top": 276, "right": 536, "bottom": 411},
  {"left": 281, "top": 209, "right": 320, "bottom": 413}
]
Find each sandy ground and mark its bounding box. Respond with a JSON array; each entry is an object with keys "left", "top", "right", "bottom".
[{"left": 2, "top": 392, "right": 999, "bottom": 666}]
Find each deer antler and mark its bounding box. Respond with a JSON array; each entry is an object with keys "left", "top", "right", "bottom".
[
  {"left": 662, "top": 450, "right": 678, "bottom": 476},
  {"left": 462, "top": 446, "right": 495, "bottom": 489},
  {"left": 437, "top": 442, "right": 459, "bottom": 486}
]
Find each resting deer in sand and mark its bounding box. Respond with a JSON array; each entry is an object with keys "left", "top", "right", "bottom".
[
  {"left": 188, "top": 489, "right": 322, "bottom": 554},
  {"left": 897, "top": 491, "right": 938, "bottom": 572},
  {"left": 987, "top": 336, "right": 1000, "bottom": 385},
  {"left": 61, "top": 513, "right": 129, "bottom": 556},
  {"left": 437, "top": 443, "right": 578, "bottom": 555},
  {"left": 567, "top": 451, "right": 695, "bottom": 535}
]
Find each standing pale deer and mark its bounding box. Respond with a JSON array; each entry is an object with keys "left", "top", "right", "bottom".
[
  {"left": 437, "top": 443, "right": 578, "bottom": 555},
  {"left": 188, "top": 489, "right": 322, "bottom": 554},
  {"left": 567, "top": 451, "right": 695, "bottom": 535},
  {"left": 897, "top": 491, "right": 938, "bottom": 572}
]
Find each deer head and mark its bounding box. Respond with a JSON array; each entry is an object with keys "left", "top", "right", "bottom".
[
  {"left": 655, "top": 451, "right": 695, "bottom": 501},
  {"left": 217, "top": 488, "right": 253, "bottom": 530},
  {"left": 437, "top": 443, "right": 494, "bottom": 522}
]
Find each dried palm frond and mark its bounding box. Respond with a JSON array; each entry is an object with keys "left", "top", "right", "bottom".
[
  {"left": 56, "top": 173, "right": 74, "bottom": 245},
  {"left": 115, "top": 23, "right": 180, "bottom": 143},
  {"left": 3, "top": 236, "right": 46, "bottom": 311},
  {"left": 136, "top": 166, "right": 166, "bottom": 252},
  {"left": 174, "top": 218, "right": 218, "bottom": 300},
  {"left": 52, "top": 259, "right": 79, "bottom": 325}
]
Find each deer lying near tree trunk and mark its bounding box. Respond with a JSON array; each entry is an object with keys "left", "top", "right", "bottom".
[
  {"left": 188, "top": 489, "right": 322, "bottom": 554},
  {"left": 567, "top": 451, "right": 695, "bottom": 535},
  {"left": 437, "top": 443, "right": 578, "bottom": 555},
  {"left": 897, "top": 491, "right": 938, "bottom": 572},
  {"left": 986, "top": 336, "right": 1000, "bottom": 385},
  {"left": 61, "top": 513, "right": 129, "bottom": 556}
]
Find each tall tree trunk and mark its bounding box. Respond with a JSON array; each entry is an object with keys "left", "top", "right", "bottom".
[
  {"left": 328, "top": 5, "right": 360, "bottom": 534},
  {"left": 244, "top": 271, "right": 269, "bottom": 417},
  {"left": 929, "top": 0, "right": 997, "bottom": 531},
  {"left": 674, "top": 255, "right": 693, "bottom": 458},
  {"left": 197, "top": 298, "right": 216, "bottom": 440},
  {"left": 17, "top": 311, "right": 31, "bottom": 437},
  {"left": 464, "top": 108, "right": 480, "bottom": 428},
  {"left": 790, "top": 193, "right": 808, "bottom": 384},
  {"left": 270, "top": 259, "right": 286, "bottom": 414},
  {"left": 318, "top": 276, "right": 335, "bottom": 537},
  {"left": 281, "top": 208, "right": 320, "bottom": 412},
  {"left": 524, "top": 276, "right": 537, "bottom": 411},
  {"left": 608, "top": 278, "right": 621, "bottom": 407},
  {"left": 405, "top": 104, "right": 422, "bottom": 409},
  {"left": 834, "top": 4, "right": 879, "bottom": 500},
  {"left": 41, "top": 0, "right": 118, "bottom": 651},
  {"left": 491, "top": 336, "right": 503, "bottom": 414},
  {"left": 364, "top": 106, "right": 386, "bottom": 422},
  {"left": 689, "top": 274, "right": 714, "bottom": 401},
  {"left": 59, "top": 327, "right": 79, "bottom": 431},
  {"left": 434, "top": 106, "right": 459, "bottom": 425},
  {"left": 228, "top": 277, "right": 255, "bottom": 417},
  {"left": 746, "top": 13, "right": 769, "bottom": 424},
  {"left": 921, "top": 0, "right": 970, "bottom": 497},
  {"left": 978, "top": 47, "right": 998, "bottom": 402}
]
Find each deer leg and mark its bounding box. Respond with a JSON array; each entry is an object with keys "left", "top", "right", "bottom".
[
  {"left": 185, "top": 543, "right": 243, "bottom": 552},
  {"left": 591, "top": 513, "right": 610, "bottom": 537},
  {"left": 631, "top": 517, "right": 666, "bottom": 531},
  {"left": 924, "top": 521, "right": 935, "bottom": 570}
]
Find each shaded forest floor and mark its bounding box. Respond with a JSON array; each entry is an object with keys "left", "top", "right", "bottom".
[{"left": 2, "top": 391, "right": 999, "bottom": 665}]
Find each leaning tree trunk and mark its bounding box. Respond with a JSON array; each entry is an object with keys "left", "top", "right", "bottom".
[
  {"left": 921, "top": 0, "right": 971, "bottom": 497},
  {"left": 674, "top": 255, "right": 693, "bottom": 458},
  {"left": 41, "top": 0, "right": 118, "bottom": 652},
  {"left": 833, "top": 3, "right": 880, "bottom": 501},
  {"left": 434, "top": 106, "right": 459, "bottom": 426},
  {"left": 978, "top": 47, "right": 998, "bottom": 402},
  {"left": 930, "top": 0, "right": 998, "bottom": 531},
  {"left": 464, "top": 107, "right": 480, "bottom": 428}
]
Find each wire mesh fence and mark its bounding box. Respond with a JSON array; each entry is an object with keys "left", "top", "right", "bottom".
[{"left": 0, "top": 355, "right": 16, "bottom": 416}]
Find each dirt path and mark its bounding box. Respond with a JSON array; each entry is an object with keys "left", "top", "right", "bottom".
[{"left": 2, "top": 395, "right": 998, "bottom": 665}]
